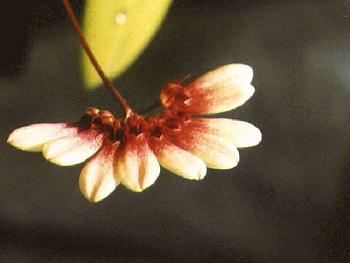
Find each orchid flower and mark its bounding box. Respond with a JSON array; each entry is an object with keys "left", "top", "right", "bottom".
[
  {"left": 8, "top": 64, "right": 261, "bottom": 202},
  {"left": 7, "top": 1, "right": 261, "bottom": 203}
]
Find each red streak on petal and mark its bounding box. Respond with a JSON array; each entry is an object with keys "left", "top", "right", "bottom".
[
  {"left": 181, "top": 88, "right": 216, "bottom": 114},
  {"left": 88, "top": 141, "right": 119, "bottom": 200},
  {"left": 119, "top": 133, "right": 153, "bottom": 189},
  {"left": 148, "top": 133, "right": 170, "bottom": 154},
  {"left": 98, "top": 140, "right": 119, "bottom": 159},
  {"left": 77, "top": 129, "right": 106, "bottom": 148}
]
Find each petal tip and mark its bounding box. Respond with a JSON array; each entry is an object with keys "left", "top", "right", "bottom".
[
  {"left": 216, "top": 160, "right": 239, "bottom": 170},
  {"left": 217, "top": 63, "right": 254, "bottom": 83},
  {"left": 6, "top": 129, "right": 33, "bottom": 151},
  {"left": 230, "top": 63, "right": 254, "bottom": 83},
  {"left": 7, "top": 132, "right": 16, "bottom": 147},
  {"left": 79, "top": 159, "right": 119, "bottom": 203},
  {"left": 121, "top": 182, "right": 143, "bottom": 192},
  {"left": 239, "top": 123, "right": 262, "bottom": 148},
  {"left": 80, "top": 188, "right": 108, "bottom": 203},
  {"left": 6, "top": 123, "right": 76, "bottom": 152},
  {"left": 255, "top": 127, "right": 262, "bottom": 145},
  {"left": 85, "top": 195, "right": 101, "bottom": 203},
  {"left": 196, "top": 161, "right": 207, "bottom": 180}
]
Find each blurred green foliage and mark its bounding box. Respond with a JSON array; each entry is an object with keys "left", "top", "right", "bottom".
[{"left": 82, "top": 0, "right": 172, "bottom": 89}]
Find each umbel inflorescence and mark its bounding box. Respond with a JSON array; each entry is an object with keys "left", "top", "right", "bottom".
[
  {"left": 7, "top": 0, "right": 261, "bottom": 203},
  {"left": 8, "top": 64, "right": 261, "bottom": 202}
]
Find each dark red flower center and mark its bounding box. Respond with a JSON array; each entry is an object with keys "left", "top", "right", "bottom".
[{"left": 76, "top": 107, "right": 193, "bottom": 147}]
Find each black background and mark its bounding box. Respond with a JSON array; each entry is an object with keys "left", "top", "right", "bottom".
[{"left": 1, "top": 1, "right": 350, "bottom": 262}]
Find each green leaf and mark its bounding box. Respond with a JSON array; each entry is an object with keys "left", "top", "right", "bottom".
[{"left": 81, "top": 0, "right": 172, "bottom": 89}]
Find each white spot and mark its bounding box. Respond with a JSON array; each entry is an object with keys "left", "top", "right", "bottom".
[{"left": 115, "top": 12, "right": 127, "bottom": 25}]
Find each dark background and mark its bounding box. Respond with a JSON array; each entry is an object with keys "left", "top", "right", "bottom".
[{"left": 1, "top": 0, "right": 350, "bottom": 262}]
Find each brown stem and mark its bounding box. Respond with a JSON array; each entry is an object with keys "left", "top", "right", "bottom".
[{"left": 61, "top": 0, "right": 133, "bottom": 117}]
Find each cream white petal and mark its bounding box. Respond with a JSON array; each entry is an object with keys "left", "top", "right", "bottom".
[
  {"left": 150, "top": 139, "right": 207, "bottom": 180},
  {"left": 7, "top": 123, "right": 78, "bottom": 152},
  {"left": 116, "top": 135, "right": 160, "bottom": 192},
  {"left": 186, "top": 83, "right": 255, "bottom": 114},
  {"left": 42, "top": 131, "right": 104, "bottom": 166},
  {"left": 79, "top": 145, "right": 119, "bottom": 203},
  {"left": 190, "top": 118, "right": 262, "bottom": 148},
  {"left": 172, "top": 132, "right": 240, "bottom": 169},
  {"left": 184, "top": 64, "right": 255, "bottom": 114},
  {"left": 194, "top": 64, "right": 253, "bottom": 86}
]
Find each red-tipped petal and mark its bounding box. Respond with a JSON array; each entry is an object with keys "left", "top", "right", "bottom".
[
  {"left": 7, "top": 123, "right": 78, "bottom": 152},
  {"left": 184, "top": 64, "right": 254, "bottom": 114},
  {"left": 149, "top": 137, "right": 207, "bottom": 180},
  {"left": 189, "top": 118, "right": 262, "bottom": 148},
  {"left": 79, "top": 143, "right": 119, "bottom": 203},
  {"left": 42, "top": 130, "right": 104, "bottom": 166},
  {"left": 164, "top": 128, "right": 240, "bottom": 169},
  {"left": 116, "top": 134, "right": 160, "bottom": 192}
]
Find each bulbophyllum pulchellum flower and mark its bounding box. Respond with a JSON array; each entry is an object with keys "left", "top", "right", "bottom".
[
  {"left": 7, "top": 64, "right": 261, "bottom": 202},
  {"left": 8, "top": 0, "right": 261, "bottom": 203}
]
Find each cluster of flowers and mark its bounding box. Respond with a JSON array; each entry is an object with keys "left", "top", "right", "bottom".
[{"left": 8, "top": 64, "right": 261, "bottom": 202}]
